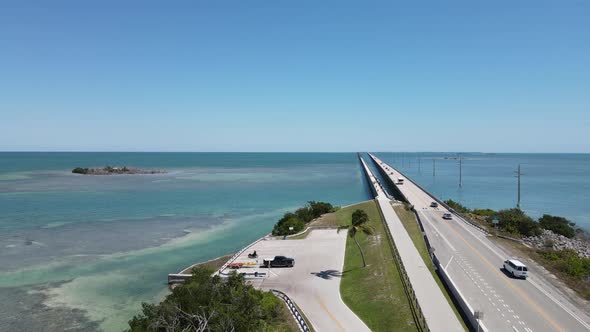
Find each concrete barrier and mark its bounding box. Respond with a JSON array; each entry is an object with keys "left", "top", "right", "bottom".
[
  {"left": 435, "top": 259, "right": 488, "bottom": 332},
  {"left": 412, "top": 208, "right": 488, "bottom": 332}
]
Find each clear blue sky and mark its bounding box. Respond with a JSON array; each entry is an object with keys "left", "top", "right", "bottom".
[{"left": 1, "top": 1, "right": 588, "bottom": 152}]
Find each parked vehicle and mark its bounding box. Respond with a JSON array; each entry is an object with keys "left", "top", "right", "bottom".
[
  {"left": 503, "top": 259, "right": 528, "bottom": 279},
  {"left": 430, "top": 202, "right": 439, "bottom": 208},
  {"left": 263, "top": 256, "right": 295, "bottom": 268},
  {"left": 442, "top": 213, "right": 453, "bottom": 220}
]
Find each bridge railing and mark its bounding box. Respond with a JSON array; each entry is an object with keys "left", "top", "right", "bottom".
[
  {"left": 358, "top": 153, "right": 393, "bottom": 200},
  {"left": 271, "top": 289, "right": 312, "bottom": 332}
]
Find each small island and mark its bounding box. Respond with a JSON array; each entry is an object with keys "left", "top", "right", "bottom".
[{"left": 72, "top": 166, "right": 165, "bottom": 175}]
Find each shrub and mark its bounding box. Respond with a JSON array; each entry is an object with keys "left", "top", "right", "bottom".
[
  {"left": 472, "top": 209, "right": 496, "bottom": 217},
  {"left": 272, "top": 213, "right": 305, "bottom": 236},
  {"left": 272, "top": 201, "right": 334, "bottom": 235},
  {"left": 444, "top": 199, "right": 470, "bottom": 213},
  {"left": 538, "top": 249, "right": 590, "bottom": 279},
  {"left": 127, "top": 267, "right": 283, "bottom": 332},
  {"left": 308, "top": 201, "right": 334, "bottom": 217},
  {"left": 497, "top": 208, "right": 541, "bottom": 237},
  {"left": 538, "top": 214, "right": 576, "bottom": 238}
]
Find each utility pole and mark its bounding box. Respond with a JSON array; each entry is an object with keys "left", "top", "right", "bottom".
[
  {"left": 433, "top": 158, "right": 436, "bottom": 176},
  {"left": 459, "top": 157, "right": 463, "bottom": 188},
  {"left": 515, "top": 164, "right": 523, "bottom": 209}
]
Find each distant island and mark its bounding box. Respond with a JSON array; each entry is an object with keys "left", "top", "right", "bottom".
[{"left": 72, "top": 166, "right": 165, "bottom": 175}]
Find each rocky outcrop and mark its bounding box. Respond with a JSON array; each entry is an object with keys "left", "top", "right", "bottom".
[{"left": 524, "top": 230, "right": 590, "bottom": 258}]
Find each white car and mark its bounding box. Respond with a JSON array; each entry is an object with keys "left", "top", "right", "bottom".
[
  {"left": 503, "top": 259, "right": 528, "bottom": 279},
  {"left": 442, "top": 213, "right": 452, "bottom": 220}
]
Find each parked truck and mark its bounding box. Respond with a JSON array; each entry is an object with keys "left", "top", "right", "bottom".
[{"left": 263, "top": 256, "right": 295, "bottom": 267}]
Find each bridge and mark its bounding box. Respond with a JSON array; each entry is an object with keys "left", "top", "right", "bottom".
[
  {"left": 358, "top": 154, "right": 464, "bottom": 331},
  {"left": 367, "top": 153, "right": 590, "bottom": 332}
]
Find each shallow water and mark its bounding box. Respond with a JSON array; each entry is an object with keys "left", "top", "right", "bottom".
[{"left": 0, "top": 152, "right": 588, "bottom": 331}]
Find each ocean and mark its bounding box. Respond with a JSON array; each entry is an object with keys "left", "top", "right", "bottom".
[{"left": 0, "top": 152, "right": 588, "bottom": 331}]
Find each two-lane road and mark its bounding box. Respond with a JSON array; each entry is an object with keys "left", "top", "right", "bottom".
[{"left": 369, "top": 153, "right": 590, "bottom": 332}]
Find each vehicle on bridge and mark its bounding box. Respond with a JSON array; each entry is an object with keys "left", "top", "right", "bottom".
[
  {"left": 397, "top": 177, "right": 404, "bottom": 184},
  {"left": 442, "top": 213, "right": 453, "bottom": 220},
  {"left": 263, "top": 256, "right": 295, "bottom": 268},
  {"left": 503, "top": 259, "right": 528, "bottom": 279},
  {"left": 430, "top": 201, "right": 439, "bottom": 208}
]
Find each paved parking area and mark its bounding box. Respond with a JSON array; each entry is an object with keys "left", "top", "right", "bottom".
[{"left": 221, "top": 229, "right": 370, "bottom": 332}]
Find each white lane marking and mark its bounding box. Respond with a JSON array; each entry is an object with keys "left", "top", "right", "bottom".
[
  {"left": 512, "top": 326, "right": 520, "bottom": 332},
  {"left": 419, "top": 211, "right": 457, "bottom": 251},
  {"left": 445, "top": 197, "right": 590, "bottom": 330},
  {"left": 528, "top": 278, "right": 590, "bottom": 330},
  {"left": 525, "top": 328, "right": 533, "bottom": 332},
  {"left": 445, "top": 255, "right": 454, "bottom": 270}
]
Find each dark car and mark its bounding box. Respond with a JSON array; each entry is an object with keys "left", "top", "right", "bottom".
[
  {"left": 430, "top": 202, "right": 439, "bottom": 208},
  {"left": 263, "top": 256, "right": 295, "bottom": 268}
]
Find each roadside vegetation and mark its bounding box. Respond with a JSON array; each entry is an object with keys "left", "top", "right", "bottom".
[
  {"left": 272, "top": 201, "right": 336, "bottom": 236},
  {"left": 393, "top": 203, "right": 468, "bottom": 331},
  {"left": 338, "top": 201, "right": 418, "bottom": 331},
  {"left": 443, "top": 199, "right": 577, "bottom": 238},
  {"left": 128, "top": 267, "right": 297, "bottom": 332}
]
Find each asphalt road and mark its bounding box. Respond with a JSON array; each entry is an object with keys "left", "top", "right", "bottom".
[{"left": 369, "top": 153, "right": 590, "bottom": 332}]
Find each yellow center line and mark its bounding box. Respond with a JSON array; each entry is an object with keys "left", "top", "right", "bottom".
[
  {"left": 317, "top": 296, "right": 347, "bottom": 332},
  {"left": 445, "top": 221, "right": 564, "bottom": 332}
]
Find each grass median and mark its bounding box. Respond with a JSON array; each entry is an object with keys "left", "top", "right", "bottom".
[{"left": 338, "top": 200, "right": 418, "bottom": 331}]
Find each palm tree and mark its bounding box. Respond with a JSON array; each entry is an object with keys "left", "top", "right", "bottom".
[{"left": 338, "top": 209, "right": 374, "bottom": 268}]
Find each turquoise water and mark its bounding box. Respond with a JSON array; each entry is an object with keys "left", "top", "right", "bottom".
[
  {"left": 0, "top": 153, "right": 371, "bottom": 331},
  {"left": 0, "top": 152, "right": 588, "bottom": 331}
]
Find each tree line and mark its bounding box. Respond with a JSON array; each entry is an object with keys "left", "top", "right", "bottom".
[
  {"left": 272, "top": 201, "right": 336, "bottom": 236},
  {"left": 444, "top": 199, "right": 578, "bottom": 238}
]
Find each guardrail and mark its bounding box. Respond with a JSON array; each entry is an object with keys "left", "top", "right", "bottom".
[
  {"left": 271, "top": 289, "right": 312, "bottom": 332},
  {"left": 368, "top": 153, "right": 488, "bottom": 235},
  {"left": 373, "top": 199, "right": 429, "bottom": 332}
]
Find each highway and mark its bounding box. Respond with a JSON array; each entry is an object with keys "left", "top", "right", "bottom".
[
  {"left": 369, "top": 153, "right": 590, "bottom": 332},
  {"left": 359, "top": 155, "right": 464, "bottom": 331}
]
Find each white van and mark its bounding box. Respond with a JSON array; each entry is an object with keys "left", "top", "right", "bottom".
[
  {"left": 397, "top": 177, "right": 404, "bottom": 184},
  {"left": 503, "top": 259, "right": 528, "bottom": 279}
]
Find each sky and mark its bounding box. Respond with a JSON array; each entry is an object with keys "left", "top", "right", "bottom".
[{"left": 0, "top": 1, "right": 589, "bottom": 152}]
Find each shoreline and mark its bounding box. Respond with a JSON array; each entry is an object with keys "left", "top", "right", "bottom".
[{"left": 178, "top": 254, "right": 234, "bottom": 274}]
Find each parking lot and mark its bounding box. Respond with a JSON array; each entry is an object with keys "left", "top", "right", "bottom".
[{"left": 220, "top": 229, "right": 370, "bottom": 332}]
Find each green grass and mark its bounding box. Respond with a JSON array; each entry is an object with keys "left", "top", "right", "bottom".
[
  {"left": 271, "top": 300, "right": 306, "bottom": 332},
  {"left": 339, "top": 201, "right": 418, "bottom": 331},
  {"left": 392, "top": 204, "right": 468, "bottom": 331}
]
